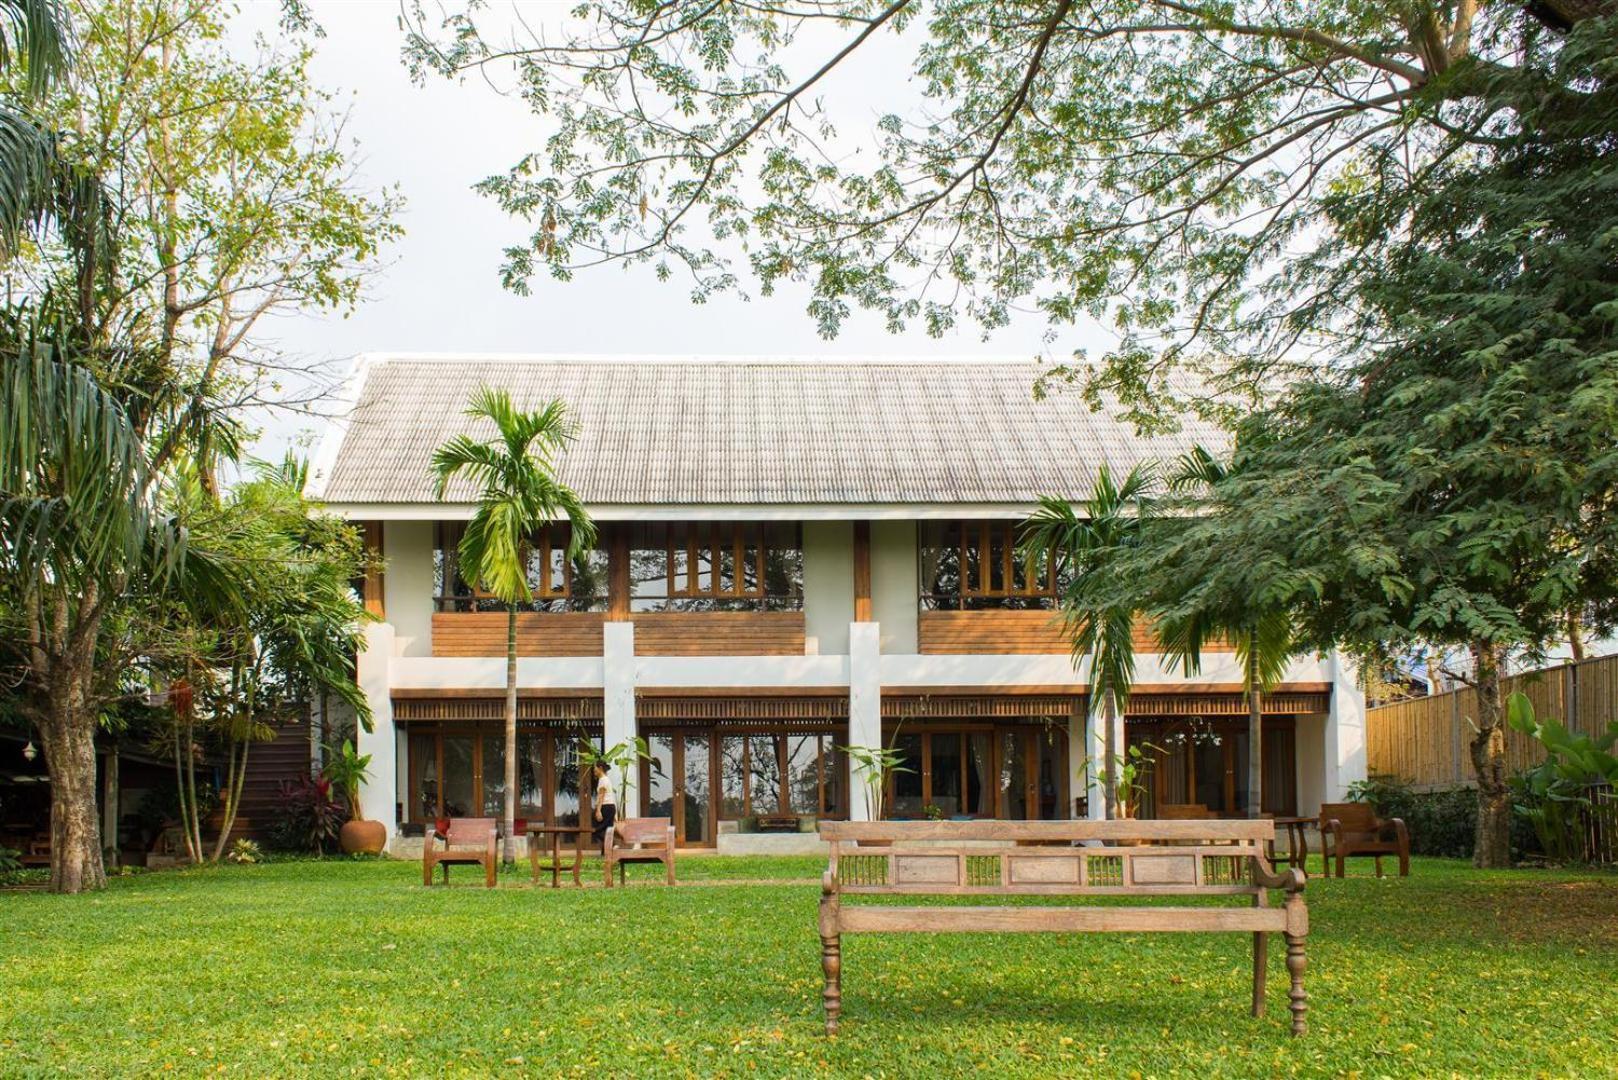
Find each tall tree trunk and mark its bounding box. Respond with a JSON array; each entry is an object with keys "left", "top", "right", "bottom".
[
  {"left": 1567, "top": 609, "right": 1586, "bottom": 663},
  {"left": 1470, "top": 642, "right": 1512, "bottom": 868},
  {"left": 1102, "top": 690, "right": 1120, "bottom": 819},
  {"left": 211, "top": 738, "right": 251, "bottom": 863},
  {"left": 37, "top": 672, "right": 106, "bottom": 894},
  {"left": 503, "top": 603, "right": 518, "bottom": 865},
  {"left": 1248, "top": 686, "right": 1264, "bottom": 818}
]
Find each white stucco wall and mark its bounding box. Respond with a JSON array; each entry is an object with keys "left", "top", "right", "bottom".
[
  {"left": 870, "top": 520, "right": 918, "bottom": 654},
  {"left": 382, "top": 520, "right": 434, "bottom": 658},
  {"left": 355, "top": 622, "right": 398, "bottom": 837},
  {"left": 802, "top": 521, "right": 854, "bottom": 656},
  {"left": 1295, "top": 712, "right": 1328, "bottom": 815}
]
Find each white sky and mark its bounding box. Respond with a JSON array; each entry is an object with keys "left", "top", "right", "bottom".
[{"left": 231, "top": 0, "right": 1099, "bottom": 459}]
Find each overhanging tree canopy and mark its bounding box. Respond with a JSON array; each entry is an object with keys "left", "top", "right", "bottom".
[{"left": 403, "top": 1, "right": 1606, "bottom": 422}]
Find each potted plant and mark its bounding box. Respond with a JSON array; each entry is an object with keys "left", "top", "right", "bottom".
[{"left": 324, "top": 742, "right": 384, "bottom": 855}]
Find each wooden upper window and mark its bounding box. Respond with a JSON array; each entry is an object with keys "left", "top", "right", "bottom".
[
  {"left": 919, "top": 521, "right": 1059, "bottom": 610},
  {"left": 629, "top": 523, "right": 803, "bottom": 612},
  {"left": 434, "top": 522, "right": 607, "bottom": 612}
]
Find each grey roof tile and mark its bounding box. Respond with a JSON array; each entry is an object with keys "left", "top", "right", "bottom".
[{"left": 316, "top": 357, "right": 1228, "bottom": 506}]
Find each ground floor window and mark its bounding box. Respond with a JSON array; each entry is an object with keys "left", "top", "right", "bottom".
[
  {"left": 405, "top": 723, "right": 604, "bottom": 828},
  {"left": 643, "top": 725, "right": 846, "bottom": 845},
  {"left": 883, "top": 722, "right": 1069, "bottom": 820},
  {"left": 1129, "top": 716, "right": 1297, "bottom": 818}
]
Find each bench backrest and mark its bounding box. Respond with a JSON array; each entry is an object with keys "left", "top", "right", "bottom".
[
  {"left": 1320, "top": 802, "right": 1378, "bottom": 832},
  {"left": 442, "top": 817, "right": 497, "bottom": 846},
  {"left": 819, "top": 820, "right": 1274, "bottom": 897},
  {"left": 616, "top": 817, "right": 672, "bottom": 846}
]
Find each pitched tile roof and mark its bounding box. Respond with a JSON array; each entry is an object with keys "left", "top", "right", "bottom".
[{"left": 313, "top": 355, "right": 1227, "bottom": 509}]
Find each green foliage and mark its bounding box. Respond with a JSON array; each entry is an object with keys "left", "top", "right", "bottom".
[
  {"left": 267, "top": 776, "right": 343, "bottom": 855},
  {"left": 1022, "top": 463, "right": 1155, "bottom": 817},
  {"left": 319, "top": 742, "right": 372, "bottom": 824},
  {"left": 0, "top": 845, "right": 21, "bottom": 872},
  {"left": 1347, "top": 776, "right": 1481, "bottom": 860},
  {"left": 842, "top": 739, "right": 911, "bottom": 821},
  {"left": 402, "top": 2, "right": 1600, "bottom": 423},
  {"left": 430, "top": 387, "right": 596, "bottom": 605},
  {"left": 224, "top": 838, "right": 262, "bottom": 865},
  {"left": 3, "top": 857, "right": 1618, "bottom": 1074},
  {"left": 1506, "top": 692, "right": 1618, "bottom": 863}
]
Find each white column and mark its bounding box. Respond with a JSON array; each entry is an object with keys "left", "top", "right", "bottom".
[
  {"left": 1084, "top": 709, "right": 1106, "bottom": 820},
  {"left": 847, "top": 621, "right": 882, "bottom": 821},
  {"left": 1325, "top": 650, "right": 1368, "bottom": 801},
  {"left": 603, "top": 621, "right": 639, "bottom": 815},
  {"left": 355, "top": 622, "right": 397, "bottom": 838},
  {"left": 1066, "top": 710, "right": 1086, "bottom": 820}
]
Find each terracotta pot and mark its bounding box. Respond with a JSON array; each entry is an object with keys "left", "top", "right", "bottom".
[{"left": 340, "top": 819, "right": 387, "bottom": 855}]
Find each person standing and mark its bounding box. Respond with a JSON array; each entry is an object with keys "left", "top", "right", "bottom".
[{"left": 589, "top": 759, "right": 617, "bottom": 862}]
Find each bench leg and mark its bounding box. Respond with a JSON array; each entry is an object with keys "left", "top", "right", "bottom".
[
  {"left": 1252, "top": 932, "right": 1267, "bottom": 1017},
  {"left": 485, "top": 858, "right": 496, "bottom": 889},
  {"left": 665, "top": 854, "right": 675, "bottom": 886},
  {"left": 1399, "top": 848, "right": 1410, "bottom": 877},
  {"left": 1285, "top": 933, "right": 1308, "bottom": 1036},
  {"left": 1374, "top": 854, "right": 1384, "bottom": 878},
  {"left": 820, "top": 933, "right": 842, "bottom": 1036},
  {"left": 423, "top": 857, "right": 433, "bottom": 887}
]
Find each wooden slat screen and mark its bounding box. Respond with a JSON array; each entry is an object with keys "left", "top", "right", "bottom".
[
  {"left": 392, "top": 697, "right": 605, "bottom": 723},
  {"left": 1366, "top": 654, "right": 1618, "bottom": 789}
]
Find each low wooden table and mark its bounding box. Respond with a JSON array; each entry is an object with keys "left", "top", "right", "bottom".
[
  {"left": 527, "top": 824, "right": 589, "bottom": 887},
  {"left": 1269, "top": 816, "right": 1312, "bottom": 870}
]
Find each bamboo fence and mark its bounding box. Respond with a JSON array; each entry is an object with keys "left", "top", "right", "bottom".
[{"left": 1366, "top": 653, "right": 1618, "bottom": 789}]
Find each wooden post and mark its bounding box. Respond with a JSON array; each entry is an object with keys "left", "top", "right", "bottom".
[
  {"left": 1450, "top": 692, "right": 1463, "bottom": 786},
  {"left": 852, "top": 521, "right": 872, "bottom": 623},
  {"left": 607, "top": 528, "right": 631, "bottom": 620},
  {"left": 362, "top": 521, "right": 386, "bottom": 619}
]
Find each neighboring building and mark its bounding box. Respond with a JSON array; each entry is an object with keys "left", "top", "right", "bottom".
[{"left": 311, "top": 355, "right": 1367, "bottom": 851}]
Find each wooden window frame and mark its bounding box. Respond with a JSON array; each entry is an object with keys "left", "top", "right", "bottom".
[
  {"left": 405, "top": 724, "right": 599, "bottom": 827},
  {"left": 668, "top": 524, "right": 768, "bottom": 600},
  {"left": 435, "top": 523, "right": 579, "bottom": 608},
  {"left": 882, "top": 723, "right": 1066, "bottom": 820},
  {"left": 959, "top": 521, "right": 1057, "bottom": 600}
]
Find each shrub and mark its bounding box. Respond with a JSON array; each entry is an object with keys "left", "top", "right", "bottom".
[
  {"left": 267, "top": 777, "right": 344, "bottom": 854},
  {"left": 1347, "top": 774, "right": 1540, "bottom": 860}
]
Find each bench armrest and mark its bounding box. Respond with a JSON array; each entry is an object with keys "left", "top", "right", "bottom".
[
  {"left": 823, "top": 850, "right": 840, "bottom": 896},
  {"left": 1251, "top": 857, "right": 1306, "bottom": 893}
]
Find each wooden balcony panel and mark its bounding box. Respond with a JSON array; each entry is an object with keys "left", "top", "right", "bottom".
[
  {"left": 431, "top": 612, "right": 606, "bottom": 657},
  {"left": 633, "top": 611, "right": 806, "bottom": 656},
  {"left": 917, "top": 611, "right": 1232, "bottom": 655},
  {"left": 430, "top": 611, "right": 806, "bottom": 657}
]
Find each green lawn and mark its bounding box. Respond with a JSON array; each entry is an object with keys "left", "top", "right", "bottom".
[{"left": 2, "top": 856, "right": 1615, "bottom": 1077}]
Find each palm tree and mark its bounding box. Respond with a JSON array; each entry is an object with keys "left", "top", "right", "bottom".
[
  {"left": 431, "top": 388, "right": 595, "bottom": 864},
  {"left": 1156, "top": 446, "right": 1298, "bottom": 817},
  {"left": 1023, "top": 464, "right": 1156, "bottom": 819},
  {"left": 1, "top": 0, "right": 104, "bottom": 270},
  {"left": 0, "top": 307, "right": 207, "bottom": 892}
]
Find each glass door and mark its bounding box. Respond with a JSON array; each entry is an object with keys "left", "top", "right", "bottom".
[
  {"left": 441, "top": 736, "right": 475, "bottom": 817},
  {"left": 643, "top": 731, "right": 714, "bottom": 846},
  {"left": 680, "top": 734, "right": 711, "bottom": 846}
]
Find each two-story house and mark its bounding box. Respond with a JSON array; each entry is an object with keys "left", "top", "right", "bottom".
[{"left": 310, "top": 355, "right": 1367, "bottom": 852}]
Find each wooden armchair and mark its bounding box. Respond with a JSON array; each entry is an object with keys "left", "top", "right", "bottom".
[
  {"left": 605, "top": 817, "right": 676, "bottom": 887},
  {"left": 1157, "top": 803, "right": 1217, "bottom": 820},
  {"left": 1319, "top": 802, "right": 1409, "bottom": 878},
  {"left": 423, "top": 817, "right": 498, "bottom": 888}
]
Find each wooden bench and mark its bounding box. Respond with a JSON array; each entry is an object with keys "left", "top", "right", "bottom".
[
  {"left": 755, "top": 813, "right": 803, "bottom": 833},
  {"left": 605, "top": 817, "right": 676, "bottom": 886},
  {"left": 1320, "top": 802, "right": 1409, "bottom": 878},
  {"left": 423, "top": 817, "right": 498, "bottom": 888},
  {"left": 817, "top": 820, "right": 1309, "bottom": 1036}
]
